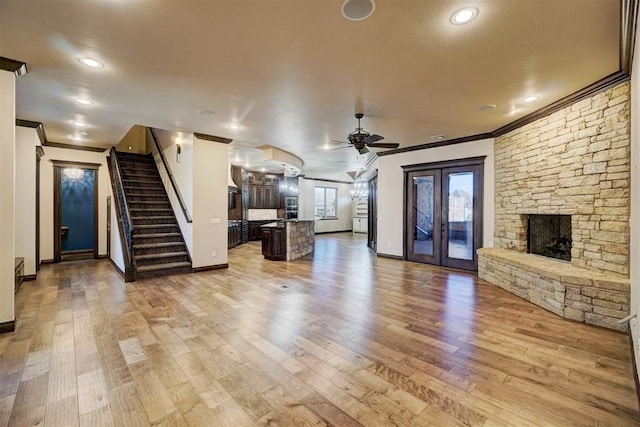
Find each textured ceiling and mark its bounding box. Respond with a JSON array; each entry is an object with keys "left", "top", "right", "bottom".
[{"left": 0, "top": 0, "right": 621, "bottom": 179}]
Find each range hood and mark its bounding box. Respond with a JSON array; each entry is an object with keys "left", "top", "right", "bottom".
[{"left": 228, "top": 164, "right": 238, "bottom": 192}]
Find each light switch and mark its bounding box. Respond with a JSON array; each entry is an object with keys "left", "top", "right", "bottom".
[{"left": 211, "top": 218, "right": 221, "bottom": 224}]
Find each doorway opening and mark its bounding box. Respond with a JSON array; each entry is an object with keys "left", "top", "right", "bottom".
[
  {"left": 403, "top": 157, "right": 484, "bottom": 271},
  {"left": 52, "top": 161, "right": 100, "bottom": 262},
  {"left": 367, "top": 170, "right": 378, "bottom": 252}
]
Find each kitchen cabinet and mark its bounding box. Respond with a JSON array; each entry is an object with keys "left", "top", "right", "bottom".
[
  {"left": 246, "top": 171, "right": 282, "bottom": 209},
  {"left": 228, "top": 221, "right": 242, "bottom": 248},
  {"left": 249, "top": 220, "right": 273, "bottom": 241},
  {"left": 248, "top": 183, "right": 280, "bottom": 209},
  {"left": 261, "top": 224, "right": 286, "bottom": 261},
  {"left": 353, "top": 217, "right": 368, "bottom": 234},
  {"left": 353, "top": 200, "right": 368, "bottom": 234}
]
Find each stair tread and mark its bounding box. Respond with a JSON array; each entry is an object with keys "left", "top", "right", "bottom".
[
  {"left": 135, "top": 223, "right": 177, "bottom": 228},
  {"left": 135, "top": 251, "right": 188, "bottom": 260},
  {"left": 136, "top": 262, "right": 192, "bottom": 272},
  {"left": 133, "top": 232, "right": 181, "bottom": 238},
  {"left": 133, "top": 241, "right": 185, "bottom": 249}
]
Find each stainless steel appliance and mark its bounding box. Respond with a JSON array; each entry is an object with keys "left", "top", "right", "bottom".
[{"left": 285, "top": 196, "right": 298, "bottom": 220}]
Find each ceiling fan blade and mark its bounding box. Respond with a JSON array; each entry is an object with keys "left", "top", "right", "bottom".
[
  {"left": 368, "top": 142, "right": 400, "bottom": 149},
  {"left": 364, "top": 134, "right": 384, "bottom": 144},
  {"left": 357, "top": 146, "right": 370, "bottom": 154},
  {"left": 329, "top": 139, "right": 349, "bottom": 144},
  {"left": 330, "top": 146, "right": 353, "bottom": 151}
]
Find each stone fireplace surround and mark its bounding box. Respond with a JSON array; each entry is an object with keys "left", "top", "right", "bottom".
[{"left": 478, "top": 83, "right": 631, "bottom": 330}]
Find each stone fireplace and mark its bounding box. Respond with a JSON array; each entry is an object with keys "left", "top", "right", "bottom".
[
  {"left": 478, "top": 83, "right": 631, "bottom": 330},
  {"left": 526, "top": 214, "right": 571, "bottom": 261}
]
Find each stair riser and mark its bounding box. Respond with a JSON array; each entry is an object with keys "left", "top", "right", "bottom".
[
  {"left": 135, "top": 254, "right": 190, "bottom": 266},
  {"left": 133, "top": 236, "right": 183, "bottom": 245},
  {"left": 136, "top": 265, "right": 192, "bottom": 280},
  {"left": 126, "top": 195, "right": 170, "bottom": 203},
  {"left": 131, "top": 217, "right": 176, "bottom": 225},
  {"left": 122, "top": 181, "right": 164, "bottom": 190},
  {"left": 128, "top": 202, "right": 172, "bottom": 210},
  {"left": 134, "top": 226, "right": 180, "bottom": 234},
  {"left": 124, "top": 188, "right": 167, "bottom": 196},
  {"left": 133, "top": 244, "right": 186, "bottom": 256}
]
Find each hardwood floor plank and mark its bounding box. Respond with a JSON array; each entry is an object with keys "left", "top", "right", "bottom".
[
  {"left": 77, "top": 368, "right": 110, "bottom": 415},
  {"left": 1, "top": 234, "right": 637, "bottom": 426},
  {"left": 45, "top": 395, "right": 79, "bottom": 427}
]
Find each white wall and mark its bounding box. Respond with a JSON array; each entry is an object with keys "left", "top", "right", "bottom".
[
  {"left": 629, "top": 25, "right": 640, "bottom": 379},
  {"left": 191, "top": 135, "right": 228, "bottom": 268},
  {"left": 299, "top": 177, "right": 353, "bottom": 233},
  {"left": 40, "top": 147, "right": 110, "bottom": 261},
  {"left": 15, "top": 127, "right": 38, "bottom": 276},
  {"left": 0, "top": 70, "right": 16, "bottom": 325},
  {"left": 154, "top": 133, "right": 194, "bottom": 255},
  {"left": 376, "top": 138, "right": 495, "bottom": 257}
]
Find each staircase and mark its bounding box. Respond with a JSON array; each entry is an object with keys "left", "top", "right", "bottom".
[{"left": 115, "top": 151, "right": 192, "bottom": 279}]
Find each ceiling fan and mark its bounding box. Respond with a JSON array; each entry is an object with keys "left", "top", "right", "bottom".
[{"left": 344, "top": 113, "right": 400, "bottom": 154}]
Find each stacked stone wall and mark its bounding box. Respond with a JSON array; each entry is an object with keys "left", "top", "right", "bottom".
[
  {"left": 286, "top": 221, "right": 315, "bottom": 261},
  {"left": 494, "top": 83, "right": 630, "bottom": 276}
]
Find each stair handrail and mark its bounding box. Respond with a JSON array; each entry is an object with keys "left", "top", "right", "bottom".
[
  {"left": 107, "top": 148, "right": 135, "bottom": 281},
  {"left": 147, "top": 127, "right": 193, "bottom": 223},
  {"left": 415, "top": 207, "right": 433, "bottom": 238}
]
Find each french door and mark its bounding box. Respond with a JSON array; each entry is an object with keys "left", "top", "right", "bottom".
[{"left": 405, "top": 157, "right": 484, "bottom": 271}]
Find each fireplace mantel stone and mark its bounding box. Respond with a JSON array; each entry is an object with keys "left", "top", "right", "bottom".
[{"left": 478, "top": 247, "right": 629, "bottom": 330}]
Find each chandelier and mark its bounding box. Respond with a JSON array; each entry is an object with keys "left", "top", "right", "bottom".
[
  {"left": 63, "top": 168, "right": 84, "bottom": 180},
  {"left": 350, "top": 181, "right": 368, "bottom": 199}
]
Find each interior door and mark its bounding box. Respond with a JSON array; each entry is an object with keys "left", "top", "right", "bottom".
[
  {"left": 441, "top": 165, "right": 482, "bottom": 270},
  {"left": 406, "top": 169, "right": 441, "bottom": 265},
  {"left": 367, "top": 172, "right": 378, "bottom": 252},
  {"left": 404, "top": 157, "right": 484, "bottom": 271}
]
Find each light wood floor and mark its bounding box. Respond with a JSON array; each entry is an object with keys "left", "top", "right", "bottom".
[{"left": 1, "top": 233, "right": 638, "bottom": 426}]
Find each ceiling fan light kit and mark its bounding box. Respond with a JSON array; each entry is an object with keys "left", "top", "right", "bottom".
[{"left": 346, "top": 113, "right": 399, "bottom": 154}]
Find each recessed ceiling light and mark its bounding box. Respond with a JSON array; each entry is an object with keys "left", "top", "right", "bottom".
[
  {"left": 196, "top": 109, "right": 215, "bottom": 116},
  {"left": 75, "top": 97, "right": 94, "bottom": 105},
  {"left": 227, "top": 123, "right": 240, "bottom": 130},
  {"left": 70, "top": 135, "right": 84, "bottom": 141},
  {"left": 78, "top": 57, "right": 104, "bottom": 68},
  {"left": 79, "top": 131, "right": 88, "bottom": 136},
  {"left": 450, "top": 7, "right": 478, "bottom": 25},
  {"left": 522, "top": 95, "right": 539, "bottom": 103},
  {"left": 431, "top": 134, "right": 447, "bottom": 141},
  {"left": 478, "top": 104, "right": 497, "bottom": 111},
  {"left": 72, "top": 121, "right": 88, "bottom": 127},
  {"left": 341, "top": 0, "right": 376, "bottom": 21}
]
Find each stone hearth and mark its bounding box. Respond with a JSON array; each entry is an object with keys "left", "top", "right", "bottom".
[{"left": 478, "top": 248, "right": 629, "bottom": 331}]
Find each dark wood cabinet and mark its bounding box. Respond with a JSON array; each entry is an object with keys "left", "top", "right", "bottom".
[
  {"left": 246, "top": 171, "right": 281, "bottom": 209},
  {"left": 248, "top": 184, "right": 261, "bottom": 208},
  {"left": 261, "top": 226, "right": 286, "bottom": 261},
  {"left": 248, "top": 220, "right": 273, "bottom": 241},
  {"left": 228, "top": 222, "right": 242, "bottom": 249}
]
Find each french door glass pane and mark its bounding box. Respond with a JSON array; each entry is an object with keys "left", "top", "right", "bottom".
[
  {"left": 447, "top": 172, "right": 474, "bottom": 260},
  {"left": 413, "top": 176, "right": 434, "bottom": 255}
]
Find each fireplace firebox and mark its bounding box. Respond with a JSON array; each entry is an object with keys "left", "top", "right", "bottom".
[{"left": 527, "top": 214, "right": 571, "bottom": 261}]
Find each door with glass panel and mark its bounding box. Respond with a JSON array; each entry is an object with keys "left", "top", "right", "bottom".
[{"left": 405, "top": 158, "right": 483, "bottom": 271}]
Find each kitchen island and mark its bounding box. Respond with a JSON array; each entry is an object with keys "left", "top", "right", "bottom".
[{"left": 261, "top": 220, "right": 314, "bottom": 261}]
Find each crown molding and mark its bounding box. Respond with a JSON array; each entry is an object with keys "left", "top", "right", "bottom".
[
  {"left": 193, "top": 132, "right": 233, "bottom": 144},
  {"left": 44, "top": 141, "right": 107, "bottom": 153},
  {"left": 0, "top": 57, "right": 28, "bottom": 76}
]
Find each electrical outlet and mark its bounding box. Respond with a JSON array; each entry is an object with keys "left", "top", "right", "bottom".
[{"left": 211, "top": 251, "right": 217, "bottom": 257}]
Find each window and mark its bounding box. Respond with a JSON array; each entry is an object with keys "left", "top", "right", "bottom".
[{"left": 315, "top": 186, "right": 337, "bottom": 219}]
